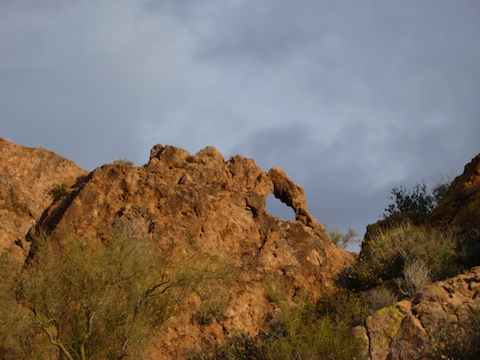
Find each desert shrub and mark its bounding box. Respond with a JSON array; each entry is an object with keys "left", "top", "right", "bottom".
[
  {"left": 214, "top": 332, "right": 264, "bottom": 360},
  {"left": 364, "top": 286, "right": 400, "bottom": 313},
  {"left": 260, "top": 288, "right": 366, "bottom": 360},
  {"left": 383, "top": 180, "right": 451, "bottom": 219},
  {"left": 420, "top": 308, "right": 480, "bottom": 360},
  {"left": 327, "top": 226, "right": 360, "bottom": 249},
  {"left": 339, "top": 221, "right": 463, "bottom": 291},
  {"left": 111, "top": 158, "right": 134, "bottom": 165},
  {"left": 194, "top": 293, "right": 228, "bottom": 326},
  {"left": 188, "top": 332, "right": 264, "bottom": 360},
  {"left": 49, "top": 183, "right": 68, "bottom": 199},
  {"left": 191, "top": 285, "right": 366, "bottom": 360},
  {"left": 400, "top": 258, "right": 431, "bottom": 297},
  {"left": 192, "top": 264, "right": 236, "bottom": 326},
  {"left": 0, "top": 219, "right": 225, "bottom": 360}
]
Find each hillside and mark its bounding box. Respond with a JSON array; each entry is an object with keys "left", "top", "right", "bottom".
[
  {"left": 1, "top": 141, "right": 354, "bottom": 358},
  {"left": 0, "top": 140, "right": 479, "bottom": 359}
]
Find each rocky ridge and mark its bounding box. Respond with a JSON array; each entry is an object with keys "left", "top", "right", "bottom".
[
  {"left": 2, "top": 139, "right": 479, "bottom": 359},
  {"left": 25, "top": 143, "right": 355, "bottom": 358}
]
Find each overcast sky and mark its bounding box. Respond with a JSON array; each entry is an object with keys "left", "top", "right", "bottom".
[{"left": 1, "top": 1, "right": 479, "bottom": 251}]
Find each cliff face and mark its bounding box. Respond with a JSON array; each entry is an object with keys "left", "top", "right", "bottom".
[
  {"left": 6, "top": 139, "right": 478, "bottom": 359},
  {"left": 432, "top": 153, "right": 480, "bottom": 238},
  {"left": 365, "top": 266, "right": 480, "bottom": 360},
  {"left": 360, "top": 154, "right": 480, "bottom": 360},
  {"left": 27, "top": 144, "right": 355, "bottom": 358},
  {"left": 0, "top": 138, "right": 87, "bottom": 258}
]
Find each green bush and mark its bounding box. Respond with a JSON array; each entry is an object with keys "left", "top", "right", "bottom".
[
  {"left": 111, "top": 158, "right": 134, "bottom": 165},
  {"left": 383, "top": 180, "right": 450, "bottom": 219},
  {"left": 261, "top": 289, "right": 365, "bottom": 360},
  {"left": 326, "top": 226, "right": 360, "bottom": 249},
  {"left": 420, "top": 308, "right": 480, "bottom": 360},
  {"left": 49, "top": 183, "right": 68, "bottom": 199},
  {"left": 339, "top": 221, "right": 463, "bottom": 291},
  {"left": 190, "top": 287, "right": 366, "bottom": 360},
  {"left": 0, "top": 219, "right": 226, "bottom": 360}
]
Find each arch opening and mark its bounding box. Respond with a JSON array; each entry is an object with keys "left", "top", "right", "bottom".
[{"left": 266, "top": 194, "right": 296, "bottom": 221}]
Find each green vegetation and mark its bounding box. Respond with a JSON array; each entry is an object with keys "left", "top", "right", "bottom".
[
  {"left": 190, "top": 282, "right": 366, "bottom": 360},
  {"left": 383, "top": 180, "right": 450, "bottom": 220},
  {"left": 326, "top": 226, "right": 360, "bottom": 249},
  {"left": 420, "top": 308, "right": 480, "bottom": 360},
  {"left": 339, "top": 221, "right": 463, "bottom": 292},
  {"left": 260, "top": 289, "right": 365, "bottom": 360},
  {"left": 0, "top": 219, "right": 226, "bottom": 360},
  {"left": 111, "top": 158, "right": 134, "bottom": 165},
  {"left": 189, "top": 332, "right": 264, "bottom": 360},
  {"left": 50, "top": 183, "right": 68, "bottom": 199}
]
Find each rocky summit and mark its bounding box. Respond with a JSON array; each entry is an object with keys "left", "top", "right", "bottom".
[{"left": 10, "top": 142, "right": 353, "bottom": 358}]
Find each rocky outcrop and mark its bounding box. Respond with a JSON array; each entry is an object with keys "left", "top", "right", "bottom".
[
  {"left": 28, "top": 144, "right": 355, "bottom": 358},
  {"left": 0, "top": 138, "right": 87, "bottom": 258},
  {"left": 363, "top": 266, "right": 480, "bottom": 360},
  {"left": 432, "top": 154, "right": 480, "bottom": 238},
  {"left": 355, "top": 154, "right": 480, "bottom": 359}
]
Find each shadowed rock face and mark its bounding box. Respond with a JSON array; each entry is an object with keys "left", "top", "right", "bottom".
[
  {"left": 28, "top": 143, "right": 355, "bottom": 358},
  {"left": 364, "top": 266, "right": 480, "bottom": 360},
  {"left": 0, "top": 138, "right": 87, "bottom": 258}
]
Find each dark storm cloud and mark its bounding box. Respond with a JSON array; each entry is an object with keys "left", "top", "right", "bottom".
[
  {"left": 1, "top": 0, "right": 479, "bottom": 251},
  {"left": 196, "top": 2, "right": 325, "bottom": 64}
]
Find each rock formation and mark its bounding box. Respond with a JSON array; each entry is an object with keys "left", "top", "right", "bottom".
[
  {"left": 362, "top": 154, "right": 480, "bottom": 261},
  {"left": 363, "top": 266, "right": 480, "bottom": 360},
  {"left": 25, "top": 143, "right": 355, "bottom": 358},
  {"left": 358, "top": 154, "right": 480, "bottom": 360},
  {"left": 4, "top": 138, "right": 479, "bottom": 359},
  {"left": 432, "top": 153, "right": 480, "bottom": 238},
  {"left": 0, "top": 138, "right": 87, "bottom": 258}
]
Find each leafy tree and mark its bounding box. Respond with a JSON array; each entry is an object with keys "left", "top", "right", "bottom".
[{"left": 1, "top": 219, "right": 212, "bottom": 360}]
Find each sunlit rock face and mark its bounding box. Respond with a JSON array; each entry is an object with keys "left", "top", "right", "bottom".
[
  {"left": 432, "top": 153, "right": 480, "bottom": 239},
  {"left": 0, "top": 138, "right": 87, "bottom": 258},
  {"left": 27, "top": 143, "right": 355, "bottom": 358}
]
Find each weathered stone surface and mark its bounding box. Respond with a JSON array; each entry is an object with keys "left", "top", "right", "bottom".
[
  {"left": 0, "top": 138, "right": 87, "bottom": 258},
  {"left": 367, "top": 300, "right": 412, "bottom": 360},
  {"left": 432, "top": 154, "right": 480, "bottom": 238},
  {"left": 365, "top": 266, "right": 480, "bottom": 360},
  {"left": 28, "top": 143, "right": 355, "bottom": 359}
]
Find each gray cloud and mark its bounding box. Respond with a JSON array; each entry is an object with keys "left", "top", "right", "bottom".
[{"left": 1, "top": 0, "right": 479, "bottom": 251}]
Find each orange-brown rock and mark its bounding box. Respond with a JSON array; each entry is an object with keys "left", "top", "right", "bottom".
[
  {"left": 432, "top": 153, "right": 480, "bottom": 238},
  {"left": 29, "top": 144, "right": 355, "bottom": 358},
  {"left": 0, "top": 138, "right": 87, "bottom": 258},
  {"left": 364, "top": 266, "right": 480, "bottom": 360}
]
